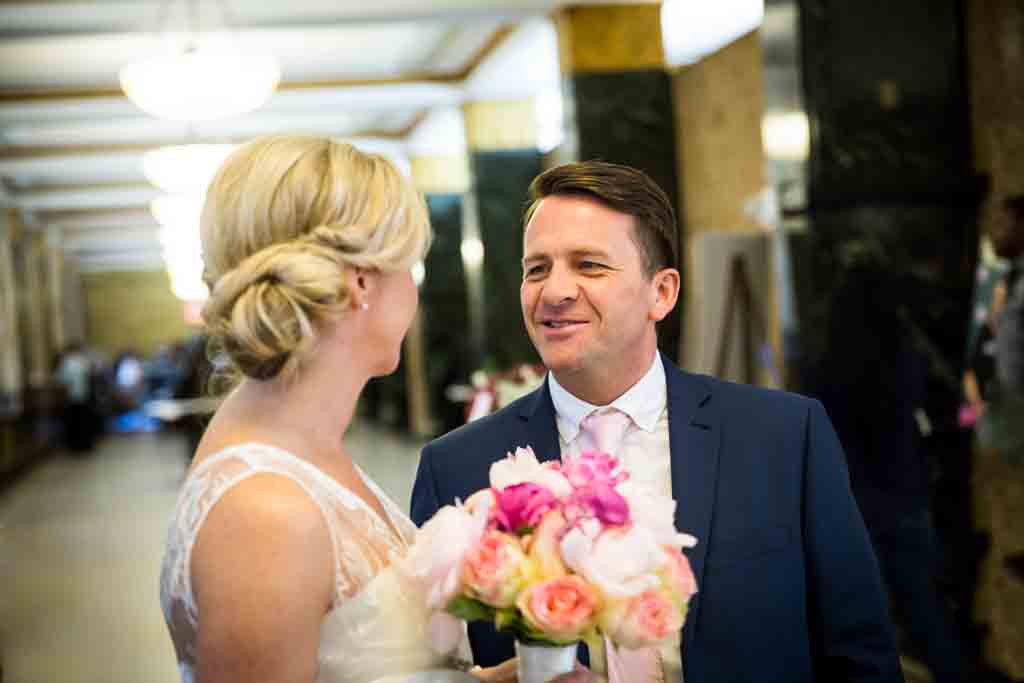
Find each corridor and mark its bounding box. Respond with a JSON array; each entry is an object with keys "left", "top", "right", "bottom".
[{"left": 0, "top": 423, "right": 425, "bottom": 682}]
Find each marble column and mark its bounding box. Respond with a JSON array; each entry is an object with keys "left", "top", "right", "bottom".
[
  {"left": 555, "top": 4, "right": 682, "bottom": 361},
  {"left": 21, "top": 228, "right": 51, "bottom": 390},
  {"left": 45, "top": 228, "right": 67, "bottom": 354},
  {"left": 0, "top": 213, "right": 22, "bottom": 415},
  {"left": 463, "top": 99, "right": 543, "bottom": 370}
]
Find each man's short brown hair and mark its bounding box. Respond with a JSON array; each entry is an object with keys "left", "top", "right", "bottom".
[{"left": 523, "top": 160, "right": 679, "bottom": 277}]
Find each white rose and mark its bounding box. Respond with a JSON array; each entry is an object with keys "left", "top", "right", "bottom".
[
  {"left": 616, "top": 481, "right": 698, "bottom": 549},
  {"left": 489, "top": 446, "right": 573, "bottom": 499},
  {"left": 560, "top": 522, "right": 666, "bottom": 600},
  {"left": 399, "top": 501, "right": 489, "bottom": 610}
]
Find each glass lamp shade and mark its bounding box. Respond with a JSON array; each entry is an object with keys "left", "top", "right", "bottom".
[
  {"left": 120, "top": 49, "right": 281, "bottom": 122},
  {"left": 143, "top": 144, "right": 235, "bottom": 194}
]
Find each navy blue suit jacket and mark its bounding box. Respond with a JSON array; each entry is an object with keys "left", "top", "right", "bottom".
[{"left": 411, "top": 357, "right": 904, "bottom": 682}]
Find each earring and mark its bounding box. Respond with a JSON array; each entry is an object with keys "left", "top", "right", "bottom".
[{"left": 361, "top": 302, "right": 369, "bottom": 311}]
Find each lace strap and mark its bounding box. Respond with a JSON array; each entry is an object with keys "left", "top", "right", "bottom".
[{"left": 171, "top": 448, "right": 350, "bottom": 625}]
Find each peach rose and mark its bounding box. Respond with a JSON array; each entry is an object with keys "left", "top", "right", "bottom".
[
  {"left": 526, "top": 509, "right": 569, "bottom": 580},
  {"left": 660, "top": 547, "right": 698, "bottom": 608},
  {"left": 516, "top": 576, "right": 599, "bottom": 644},
  {"left": 463, "top": 530, "right": 530, "bottom": 608},
  {"left": 600, "top": 589, "right": 683, "bottom": 649}
]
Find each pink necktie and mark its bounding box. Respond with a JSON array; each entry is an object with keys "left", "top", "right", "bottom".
[
  {"left": 579, "top": 407, "right": 632, "bottom": 454},
  {"left": 578, "top": 409, "right": 665, "bottom": 683}
]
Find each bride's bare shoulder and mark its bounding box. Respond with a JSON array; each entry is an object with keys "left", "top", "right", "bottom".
[{"left": 191, "top": 470, "right": 335, "bottom": 604}]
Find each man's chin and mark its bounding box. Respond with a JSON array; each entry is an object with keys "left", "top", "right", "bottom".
[{"left": 539, "top": 354, "right": 585, "bottom": 378}]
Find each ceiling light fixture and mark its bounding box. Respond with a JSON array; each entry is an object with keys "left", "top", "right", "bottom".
[
  {"left": 142, "top": 143, "right": 236, "bottom": 194},
  {"left": 119, "top": 0, "right": 280, "bottom": 122}
]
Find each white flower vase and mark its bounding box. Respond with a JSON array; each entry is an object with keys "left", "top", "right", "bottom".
[{"left": 515, "top": 640, "right": 577, "bottom": 683}]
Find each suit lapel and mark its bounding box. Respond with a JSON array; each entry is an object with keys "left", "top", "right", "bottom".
[
  {"left": 519, "top": 378, "right": 561, "bottom": 464},
  {"left": 664, "top": 357, "right": 720, "bottom": 661}
]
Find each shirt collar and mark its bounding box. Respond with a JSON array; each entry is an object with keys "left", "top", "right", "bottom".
[{"left": 548, "top": 354, "right": 667, "bottom": 442}]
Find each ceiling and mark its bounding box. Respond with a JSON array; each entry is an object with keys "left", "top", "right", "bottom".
[
  {"left": 0, "top": 1, "right": 795, "bottom": 273},
  {"left": 0, "top": 0, "right": 581, "bottom": 271}
]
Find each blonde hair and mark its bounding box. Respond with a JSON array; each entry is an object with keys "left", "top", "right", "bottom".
[{"left": 200, "top": 134, "right": 430, "bottom": 383}]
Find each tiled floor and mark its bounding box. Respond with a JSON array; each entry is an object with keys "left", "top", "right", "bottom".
[{"left": 0, "top": 421, "right": 426, "bottom": 683}]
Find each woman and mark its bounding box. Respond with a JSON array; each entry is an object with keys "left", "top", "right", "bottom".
[{"left": 159, "top": 135, "right": 510, "bottom": 683}]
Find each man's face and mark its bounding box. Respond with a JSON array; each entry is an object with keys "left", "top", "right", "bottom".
[{"left": 520, "top": 195, "right": 678, "bottom": 402}]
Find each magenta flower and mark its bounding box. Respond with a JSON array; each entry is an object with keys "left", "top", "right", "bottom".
[
  {"left": 493, "top": 482, "right": 559, "bottom": 533},
  {"left": 569, "top": 481, "right": 631, "bottom": 527},
  {"left": 562, "top": 451, "right": 626, "bottom": 489}
]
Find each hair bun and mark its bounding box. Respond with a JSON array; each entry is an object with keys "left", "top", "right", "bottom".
[{"left": 202, "top": 240, "right": 351, "bottom": 380}]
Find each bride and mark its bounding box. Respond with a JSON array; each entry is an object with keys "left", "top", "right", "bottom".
[{"left": 159, "top": 135, "right": 519, "bottom": 683}]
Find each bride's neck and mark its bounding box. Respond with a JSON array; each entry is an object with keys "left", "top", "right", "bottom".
[{"left": 222, "top": 352, "right": 369, "bottom": 463}]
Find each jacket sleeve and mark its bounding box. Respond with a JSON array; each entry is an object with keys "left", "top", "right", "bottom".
[
  {"left": 410, "top": 443, "right": 442, "bottom": 528},
  {"left": 802, "top": 399, "right": 905, "bottom": 682}
]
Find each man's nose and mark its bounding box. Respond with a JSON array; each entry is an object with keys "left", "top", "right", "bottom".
[{"left": 541, "top": 264, "right": 578, "bottom": 304}]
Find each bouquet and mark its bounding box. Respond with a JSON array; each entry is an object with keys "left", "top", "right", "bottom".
[{"left": 400, "top": 447, "right": 698, "bottom": 681}]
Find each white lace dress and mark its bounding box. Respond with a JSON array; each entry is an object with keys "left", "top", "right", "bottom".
[{"left": 159, "top": 443, "right": 459, "bottom": 683}]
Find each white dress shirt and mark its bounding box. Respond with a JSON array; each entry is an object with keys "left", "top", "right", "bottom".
[{"left": 547, "top": 354, "right": 682, "bottom": 680}]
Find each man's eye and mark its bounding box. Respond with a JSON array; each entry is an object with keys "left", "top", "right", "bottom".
[
  {"left": 524, "top": 265, "right": 546, "bottom": 277},
  {"left": 580, "top": 261, "right": 604, "bottom": 270}
]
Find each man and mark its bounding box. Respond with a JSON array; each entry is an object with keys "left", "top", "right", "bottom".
[
  {"left": 989, "top": 194, "right": 1024, "bottom": 581},
  {"left": 412, "top": 161, "right": 903, "bottom": 682}
]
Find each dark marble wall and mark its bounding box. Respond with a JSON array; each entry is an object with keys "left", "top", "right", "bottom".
[
  {"left": 420, "top": 194, "right": 472, "bottom": 434},
  {"left": 570, "top": 70, "right": 682, "bottom": 362},
  {"left": 795, "top": 0, "right": 984, "bottom": 648},
  {"left": 797, "top": 0, "right": 978, "bottom": 396},
  {"left": 472, "top": 150, "right": 543, "bottom": 371}
]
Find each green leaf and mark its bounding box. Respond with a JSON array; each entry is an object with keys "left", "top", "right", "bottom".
[
  {"left": 493, "top": 608, "right": 568, "bottom": 646},
  {"left": 446, "top": 596, "right": 495, "bottom": 623}
]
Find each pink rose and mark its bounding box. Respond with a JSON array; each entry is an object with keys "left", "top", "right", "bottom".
[
  {"left": 660, "top": 547, "right": 698, "bottom": 607},
  {"left": 516, "top": 576, "right": 599, "bottom": 643},
  {"left": 463, "top": 530, "right": 529, "bottom": 607},
  {"left": 526, "top": 509, "right": 569, "bottom": 580},
  {"left": 493, "top": 482, "right": 559, "bottom": 533},
  {"left": 600, "top": 589, "right": 683, "bottom": 649},
  {"left": 399, "top": 500, "right": 490, "bottom": 610}
]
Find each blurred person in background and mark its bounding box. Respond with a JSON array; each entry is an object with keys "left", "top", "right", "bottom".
[
  {"left": 989, "top": 194, "right": 1024, "bottom": 581},
  {"left": 53, "top": 341, "right": 96, "bottom": 452},
  {"left": 158, "top": 135, "right": 529, "bottom": 683},
  {"left": 991, "top": 195, "right": 1024, "bottom": 397}
]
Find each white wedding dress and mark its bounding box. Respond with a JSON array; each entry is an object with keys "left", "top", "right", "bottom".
[{"left": 160, "top": 443, "right": 469, "bottom": 683}]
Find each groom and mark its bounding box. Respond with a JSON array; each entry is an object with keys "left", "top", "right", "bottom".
[{"left": 411, "top": 161, "right": 904, "bottom": 682}]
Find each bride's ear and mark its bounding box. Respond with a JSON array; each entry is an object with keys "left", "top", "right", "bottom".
[{"left": 349, "top": 266, "right": 376, "bottom": 311}]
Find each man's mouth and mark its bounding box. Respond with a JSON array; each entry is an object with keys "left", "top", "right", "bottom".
[{"left": 541, "top": 319, "right": 585, "bottom": 329}]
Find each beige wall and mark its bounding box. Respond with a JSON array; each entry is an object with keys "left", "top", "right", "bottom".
[
  {"left": 672, "top": 30, "right": 766, "bottom": 233},
  {"left": 671, "top": 31, "right": 779, "bottom": 384},
  {"left": 82, "top": 269, "right": 193, "bottom": 356}
]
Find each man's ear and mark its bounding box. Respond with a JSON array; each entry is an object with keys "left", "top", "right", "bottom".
[{"left": 649, "top": 268, "right": 680, "bottom": 322}]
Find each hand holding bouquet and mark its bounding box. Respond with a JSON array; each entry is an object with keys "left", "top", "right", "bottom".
[{"left": 401, "top": 447, "right": 698, "bottom": 679}]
